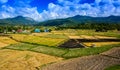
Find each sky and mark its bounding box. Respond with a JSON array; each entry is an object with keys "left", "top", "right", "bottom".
[{"left": 0, "top": 0, "right": 120, "bottom": 21}]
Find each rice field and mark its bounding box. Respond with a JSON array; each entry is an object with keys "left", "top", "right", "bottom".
[
  {"left": 0, "top": 29, "right": 120, "bottom": 70},
  {"left": 0, "top": 49, "right": 63, "bottom": 70},
  {"left": 52, "top": 29, "right": 120, "bottom": 38},
  {"left": 83, "top": 42, "right": 120, "bottom": 47},
  {"left": 0, "top": 42, "right": 8, "bottom": 48},
  {"left": 11, "top": 34, "right": 67, "bottom": 47},
  {"left": 4, "top": 43, "right": 120, "bottom": 59},
  {"left": 0, "top": 36, "right": 18, "bottom": 45},
  {"left": 0, "top": 36, "right": 18, "bottom": 48}
]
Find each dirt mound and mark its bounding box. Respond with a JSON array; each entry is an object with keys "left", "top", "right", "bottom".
[
  {"left": 101, "top": 47, "right": 120, "bottom": 59},
  {"left": 58, "top": 39, "right": 85, "bottom": 48},
  {"left": 42, "top": 47, "right": 120, "bottom": 70}
]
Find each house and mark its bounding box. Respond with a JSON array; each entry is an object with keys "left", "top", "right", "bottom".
[
  {"left": 34, "top": 28, "right": 40, "bottom": 33},
  {"left": 12, "top": 30, "right": 16, "bottom": 34},
  {"left": 17, "top": 29, "right": 23, "bottom": 33},
  {"left": 22, "top": 30, "right": 30, "bottom": 33},
  {"left": 44, "top": 29, "right": 49, "bottom": 32}
]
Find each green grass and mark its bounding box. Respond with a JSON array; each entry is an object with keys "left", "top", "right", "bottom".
[
  {"left": 3, "top": 43, "right": 120, "bottom": 58},
  {"left": 105, "top": 65, "right": 120, "bottom": 70}
]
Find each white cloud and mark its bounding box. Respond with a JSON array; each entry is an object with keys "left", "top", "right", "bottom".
[
  {"left": 38, "top": 0, "right": 120, "bottom": 21},
  {"left": 0, "top": 0, "right": 8, "bottom": 4},
  {"left": 0, "top": 5, "right": 43, "bottom": 21},
  {"left": 0, "top": 0, "right": 120, "bottom": 21}
]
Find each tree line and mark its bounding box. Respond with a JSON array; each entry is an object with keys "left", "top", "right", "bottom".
[{"left": 55, "top": 23, "right": 120, "bottom": 31}]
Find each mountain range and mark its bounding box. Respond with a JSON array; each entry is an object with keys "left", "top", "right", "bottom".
[
  {"left": 0, "top": 15, "right": 120, "bottom": 26},
  {"left": 38, "top": 15, "right": 120, "bottom": 26},
  {"left": 0, "top": 16, "right": 38, "bottom": 26}
]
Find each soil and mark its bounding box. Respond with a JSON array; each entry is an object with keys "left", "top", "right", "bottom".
[
  {"left": 58, "top": 39, "right": 120, "bottom": 48},
  {"left": 77, "top": 39, "right": 120, "bottom": 42},
  {"left": 41, "top": 47, "right": 120, "bottom": 70},
  {"left": 58, "top": 39, "right": 85, "bottom": 48}
]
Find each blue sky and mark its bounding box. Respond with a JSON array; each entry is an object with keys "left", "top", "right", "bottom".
[{"left": 0, "top": 0, "right": 120, "bottom": 21}]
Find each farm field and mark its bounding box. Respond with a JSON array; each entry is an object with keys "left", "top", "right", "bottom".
[
  {"left": 10, "top": 34, "right": 67, "bottom": 47},
  {"left": 0, "top": 49, "right": 63, "bottom": 70},
  {"left": 41, "top": 47, "right": 120, "bottom": 70},
  {"left": 52, "top": 29, "right": 120, "bottom": 38},
  {"left": 83, "top": 42, "right": 120, "bottom": 47},
  {"left": 0, "top": 36, "right": 18, "bottom": 45},
  {"left": 0, "top": 36, "right": 18, "bottom": 48},
  {"left": 4, "top": 43, "right": 120, "bottom": 58},
  {"left": 0, "top": 29, "right": 120, "bottom": 70},
  {"left": 105, "top": 65, "right": 120, "bottom": 70}
]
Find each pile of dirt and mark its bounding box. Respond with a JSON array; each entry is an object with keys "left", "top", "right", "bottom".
[
  {"left": 41, "top": 47, "right": 120, "bottom": 70},
  {"left": 101, "top": 47, "right": 120, "bottom": 59},
  {"left": 58, "top": 39, "right": 85, "bottom": 48}
]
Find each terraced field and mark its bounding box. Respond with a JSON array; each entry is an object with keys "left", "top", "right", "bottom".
[
  {"left": 0, "top": 36, "right": 18, "bottom": 48},
  {"left": 41, "top": 47, "right": 120, "bottom": 70},
  {"left": 11, "top": 34, "right": 67, "bottom": 47},
  {"left": 0, "top": 35, "right": 64, "bottom": 70},
  {"left": 0, "top": 36, "right": 18, "bottom": 45},
  {"left": 0, "top": 49, "right": 63, "bottom": 70},
  {"left": 0, "top": 29, "right": 120, "bottom": 70},
  {"left": 83, "top": 42, "right": 120, "bottom": 47}
]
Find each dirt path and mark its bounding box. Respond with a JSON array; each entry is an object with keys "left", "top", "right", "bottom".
[{"left": 42, "top": 47, "right": 120, "bottom": 70}]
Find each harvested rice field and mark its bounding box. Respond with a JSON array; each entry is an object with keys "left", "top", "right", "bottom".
[
  {"left": 0, "top": 36, "right": 18, "bottom": 48},
  {"left": 83, "top": 42, "right": 120, "bottom": 47},
  {"left": 0, "top": 49, "right": 63, "bottom": 70},
  {"left": 0, "top": 42, "right": 8, "bottom": 48},
  {"left": 0, "top": 29, "right": 120, "bottom": 70},
  {"left": 0, "top": 36, "right": 18, "bottom": 45}
]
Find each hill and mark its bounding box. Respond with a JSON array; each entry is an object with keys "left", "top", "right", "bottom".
[
  {"left": 37, "top": 15, "right": 120, "bottom": 26},
  {"left": 0, "top": 16, "right": 38, "bottom": 26}
]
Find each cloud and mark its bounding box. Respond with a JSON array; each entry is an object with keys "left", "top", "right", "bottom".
[
  {"left": 39, "top": 0, "right": 120, "bottom": 21},
  {"left": 0, "top": 0, "right": 8, "bottom": 4},
  {"left": 0, "top": 0, "right": 43, "bottom": 21},
  {"left": 0, "top": 5, "right": 42, "bottom": 21},
  {"left": 0, "top": 0, "right": 120, "bottom": 21}
]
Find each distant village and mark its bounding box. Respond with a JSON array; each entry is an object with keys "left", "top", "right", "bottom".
[{"left": 0, "top": 27, "right": 51, "bottom": 34}]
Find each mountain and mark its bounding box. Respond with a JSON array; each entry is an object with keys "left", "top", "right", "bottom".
[
  {"left": 0, "top": 16, "right": 38, "bottom": 25},
  {"left": 37, "top": 15, "right": 120, "bottom": 26}
]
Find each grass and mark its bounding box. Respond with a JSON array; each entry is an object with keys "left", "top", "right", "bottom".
[
  {"left": 105, "top": 65, "right": 120, "bottom": 70},
  {"left": 3, "top": 43, "right": 120, "bottom": 59}
]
